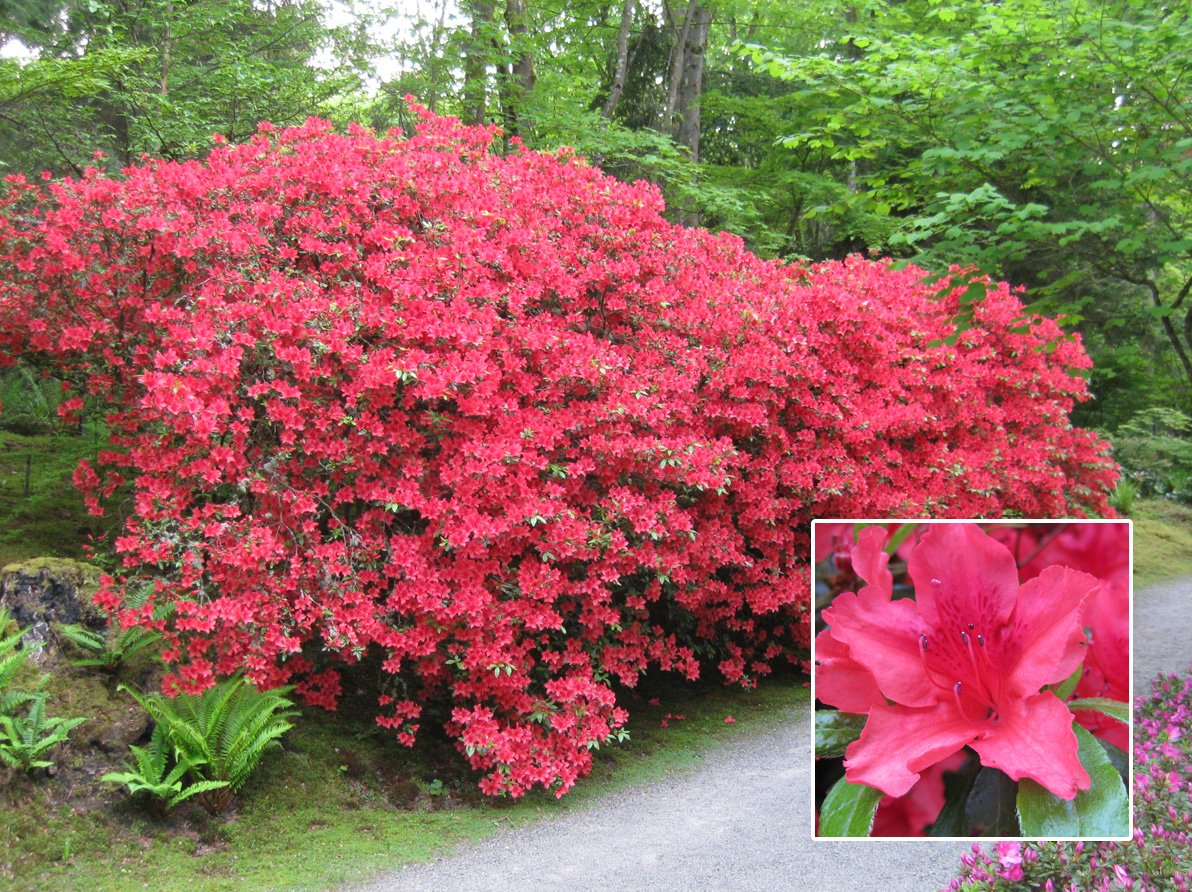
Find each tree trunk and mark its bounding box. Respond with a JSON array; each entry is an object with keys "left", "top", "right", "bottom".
[
  {"left": 602, "top": 0, "right": 635, "bottom": 119},
  {"left": 498, "top": 0, "right": 535, "bottom": 137},
  {"left": 659, "top": 0, "right": 698, "bottom": 133},
  {"left": 505, "top": 0, "right": 535, "bottom": 98},
  {"left": 673, "top": 3, "right": 711, "bottom": 161},
  {"left": 462, "top": 0, "right": 495, "bottom": 125}
]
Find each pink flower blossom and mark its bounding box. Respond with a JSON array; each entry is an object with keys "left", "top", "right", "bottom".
[
  {"left": 818, "top": 524, "right": 1100, "bottom": 799},
  {"left": 996, "top": 840, "right": 1023, "bottom": 867}
]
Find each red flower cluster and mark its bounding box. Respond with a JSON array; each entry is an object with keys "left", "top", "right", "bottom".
[{"left": 0, "top": 107, "right": 1114, "bottom": 796}]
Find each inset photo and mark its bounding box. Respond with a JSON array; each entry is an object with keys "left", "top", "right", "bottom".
[{"left": 812, "top": 520, "right": 1131, "bottom": 840}]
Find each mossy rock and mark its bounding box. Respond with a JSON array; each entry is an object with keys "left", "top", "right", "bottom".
[
  {"left": 0, "top": 557, "right": 105, "bottom": 663},
  {"left": 43, "top": 673, "right": 150, "bottom": 756}
]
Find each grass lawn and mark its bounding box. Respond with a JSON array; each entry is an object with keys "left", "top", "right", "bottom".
[{"left": 1131, "top": 499, "right": 1192, "bottom": 589}]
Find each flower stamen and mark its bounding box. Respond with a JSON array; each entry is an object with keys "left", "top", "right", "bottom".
[{"left": 953, "top": 680, "right": 966, "bottom": 717}]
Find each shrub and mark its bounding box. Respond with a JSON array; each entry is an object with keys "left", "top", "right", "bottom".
[
  {"left": 1108, "top": 478, "right": 1138, "bottom": 516},
  {"left": 0, "top": 607, "right": 40, "bottom": 717},
  {"left": 0, "top": 607, "right": 87, "bottom": 773},
  {"left": 101, "top": 723, "right": 230, "bottom": 816},
  {"left": 58, "top": 622, "right": 162, "bottom": 675},
  {"left": 1112, "top": 407, "right": 1192, "bottom": 502},
  {"left": 0, "top": 697, "right": 86, "bottom": 773},
  {"left": 0, "top": 107, "right": 1116, "bottom": 796}
]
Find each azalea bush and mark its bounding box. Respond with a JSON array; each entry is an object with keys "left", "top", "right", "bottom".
[
  {"left": 814, "top": 522, "right": 1130, "bottom": 837},
  {"left": 944, "top": 666, "right": 1192, "bottom": 891},
  {"left": 0, "top": 107, "right": 1115, "bottom": 797}
]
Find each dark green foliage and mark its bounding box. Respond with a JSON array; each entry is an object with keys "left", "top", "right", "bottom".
[
  {"left": 749, "top": 0, "right": 1192, "bottom": 408},
  {"left": 1113, "top": 408, "right": 1192, "bottom": 501},
  {"left": 0, "top": 0, "right": 364, "bottom": 176},
  {"left": 0, "top": 367, "right": 60, "bottom": 436}
]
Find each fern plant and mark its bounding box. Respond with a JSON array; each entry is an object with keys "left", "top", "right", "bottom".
[
  {"left": 119, "top": 674, "right": 298, "bottom": 814},
  {"left": 0, "top": 697, "right": 85, "bottom": 772},
  {"left": 101, "top": 724, "right": 228, "bottom": 816},
  {"left": 0, "top": 608, "right": 42, "bottom": 717},
  {"left": 1107, "top": 478, "right": 1139, "bottom": 516},
  {"left": 58, "top": 622, "right": 161, "bottom": 674}
]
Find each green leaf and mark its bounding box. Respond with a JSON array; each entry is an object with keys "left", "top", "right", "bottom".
[
  {"left": 885, "top": 523, "right": 919, "bottom": 555},
  {"left": 1097, "top": 738, "right": 1129, "bottom": 786},
  {"left": 1067, "top": 698, "right": 1129, "bottom": 725},
  {"left": 815, "top": 711, "right": 867, "bottom": 758},
  {"left": 965, "top": 767, "right": 1020, "bottom": 836},
  {"left": 1052, "top": 664, "right": 1083, "bottom": 701},
  {"left": 1017, "top": 724, "right": 1129, "bottom": 837},
  {"left": 818, "top": 777, "right": 883, "bottom": 837}
]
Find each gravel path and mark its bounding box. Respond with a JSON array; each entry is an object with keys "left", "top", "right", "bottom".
[
  {"left": 349, "top": 576, "right": 1191, "bottom": 892},
  {"left": 1132, "top": 574, "right": 1191, "bottom": 690}
]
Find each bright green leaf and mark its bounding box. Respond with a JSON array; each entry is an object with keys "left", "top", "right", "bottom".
[
  {"left": 819, "top": 777, "right": 883, "bottom": 837},
  {"left": 1068, "top": 698, "right": 1130, "bottom": 725},
  {"left": 1017, "top": 724, "right": 1129, "bottom": 837}
]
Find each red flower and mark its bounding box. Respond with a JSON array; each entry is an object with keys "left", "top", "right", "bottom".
[
  {"left": 871, "top": 751, "right": 966, "bottom": 836},
  {"left": 818, "top": 524, "right": 1101, "bottom": 800},
  {"left": 988, "top": 523, "right": 1130, "bottom": 750}
]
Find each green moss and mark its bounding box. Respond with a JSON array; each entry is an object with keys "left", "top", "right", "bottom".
[
  {"left": 0, "top": 429, "right": 109, "bottom": 569},
  {"left": 1132, "top": 499, "right": 1192, "bottom": 589},
  {"left": 0, "top": 557, "right": 100, "bottom": 584}
]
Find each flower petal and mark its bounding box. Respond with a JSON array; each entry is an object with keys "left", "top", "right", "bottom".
[
  {"left": 908, "top": 524, "right": 1020, "bottom": 629},
  {"left": 814, "top": 628, "right": 885, "bottom": 714},
  {"left": 843, "top": 700, "right": 978, "bottom": 798},
  {"left": 852, "top": 525, "right": 892, "bottom": 599},
  {"left": 970, "top": 691, "right": 1090, "bottom": 800},
  {"left": 823, "top": 589, "right": 935, "bottom": 708},
  {"left": 1005, "top": 565, "right": 1101, "bottom": 697}
]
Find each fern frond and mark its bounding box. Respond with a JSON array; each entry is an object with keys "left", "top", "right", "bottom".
[
  {"left": 166, "top": 779, "right": 229, "bottom": 809},
  {"left": 58, "top": 624, "right": 105, "bottom": 653},
  {"left": 116, "top": 675, "right": 296, "bottom": 812}
]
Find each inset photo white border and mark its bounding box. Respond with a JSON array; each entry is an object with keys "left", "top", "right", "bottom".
[{"left": 810, "top": 518, "right": 1133, "bottom": 843}]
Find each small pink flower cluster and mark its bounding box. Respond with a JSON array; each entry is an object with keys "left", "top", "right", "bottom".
[{"left": 943, "top": 667, "right": 1192, "bottom": 892}]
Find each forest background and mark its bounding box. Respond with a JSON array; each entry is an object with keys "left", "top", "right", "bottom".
[{"left": 1, "top": 0, "right": 1189, "bottom": 497}]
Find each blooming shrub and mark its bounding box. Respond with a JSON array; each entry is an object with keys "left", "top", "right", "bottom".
[
  {"left": 944, "top": 667, "right": 1192, "bottom": 891},
  {"left": 0, "top": 107, "right": 1115, "bottom": 796}
]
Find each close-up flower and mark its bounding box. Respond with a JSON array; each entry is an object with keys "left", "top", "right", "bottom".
[{"left": 817, "top": 523, "right": 1105, "bottom": 802}]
